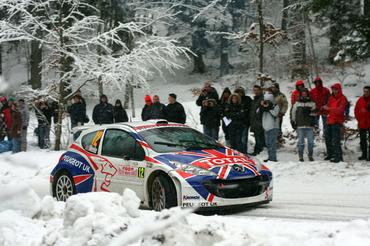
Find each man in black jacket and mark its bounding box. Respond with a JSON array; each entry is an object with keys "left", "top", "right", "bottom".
[
  {"left": 234, "top": 87, "right": 252, "bottom": 154},
  {"left": 166, "top": 94, "right": 186, "bottom": 124},
  {"left": 250, "top": 85, "right": 265, "bottom": 156},
  {"left": 196, "top": 82, "right": 219, "bottom": 107},
  {"left": 68, "top": 95, "right": 86, "bottom": 128},
  {"left": 92, "top": 94, "right": 114, "bottom": 125}
]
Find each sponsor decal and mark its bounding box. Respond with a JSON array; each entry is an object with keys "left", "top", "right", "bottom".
[
  {"left": 182, "top": 202, "right": 218, "bottom": 208},
  {"left": 138, "top": 167, "right": 145, "bottom": 178},
  {"left": 198, "top": 156, "right": 252, "bottom": 166},
  {"left": 232, "top": 164, "right": 245, "bottom": 173},
  {"left": 118, "top": 166, "right": 137, "bottom": 177},
  {"left": 63, "top": 155, "right": 91, "bottom": 173},
  {"left": 99, "top": 159, "right": 117, "bottom": 191},
  {"left": 183, "top": 195, "right": 200, "bottom": 200}
]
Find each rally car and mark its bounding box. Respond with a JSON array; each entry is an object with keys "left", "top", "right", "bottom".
[{"left": 50, "top": 120, "right": 273, "bottom": 211}]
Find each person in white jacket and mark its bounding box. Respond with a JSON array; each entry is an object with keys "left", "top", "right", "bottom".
[{"left": 260, "top": 93, "right": 280, "bottom": 162}]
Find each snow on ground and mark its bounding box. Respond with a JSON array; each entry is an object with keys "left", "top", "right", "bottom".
[{"left": 1, "top": 66, "right": 370, "bottom": 245}]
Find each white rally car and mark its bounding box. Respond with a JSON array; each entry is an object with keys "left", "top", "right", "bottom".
[{"left": 50, "top": 120, "right": 273, "bottom": 211}]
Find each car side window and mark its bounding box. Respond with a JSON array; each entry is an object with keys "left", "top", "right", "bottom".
[
  {"left": 81, "top": 130, "right": 104, "bottom": 154},
  {"left": 102, "top": 129, "right": 145, "bottom": 161}
]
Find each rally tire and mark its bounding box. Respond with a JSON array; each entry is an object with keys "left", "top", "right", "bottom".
[
  {"left": 53, "top": 171, "right": 76, "bottom": 202},
  {"left": 150, "top": 174, "right": 177, "bottom": 211}
]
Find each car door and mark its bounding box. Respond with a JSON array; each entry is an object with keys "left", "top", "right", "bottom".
[{"left": 100, "top": 129, "right": 146, "bottom": 200}]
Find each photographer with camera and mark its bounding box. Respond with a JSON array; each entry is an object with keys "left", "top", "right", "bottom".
[
  {"left": 196, "top": 82, "right": 219, "bottom": 107},
  {"left": 259, "top": 93, "right": 280, "bottom": 162},
  {"left": 354, "top": 86, "right": 370, "bottom": 161}
]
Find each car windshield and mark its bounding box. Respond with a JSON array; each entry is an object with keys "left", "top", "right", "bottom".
[{"left": 139, "top": 127, "right": 221, "bottom": 153}]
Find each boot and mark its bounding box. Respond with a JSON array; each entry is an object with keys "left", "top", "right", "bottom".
[
  {"left": 308, "top": 156, "right": 314, "bottom": 162},
  {"left": 358, "top": 155, "right": 367, "bottom": 161},
  {"left": 299, "top": 153, "right": 304, "bottom": 162},
  {"left": 324, "top": 156, "right": 332, "bottom": 161}
]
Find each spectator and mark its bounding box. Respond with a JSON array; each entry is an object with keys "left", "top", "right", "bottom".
[
  {"left": 291, "top": 89, "right": 317, "bottom": 162},
  {"left": 75, "top": 89, "right": 86, "bottom": 107},
  {"left": 310, "top": 77, "right": 330, "bottom": 133},
  {"left": 2, "top": 97, "right": 14, "bottom": 140},
  {"left": 10, "top": 103, "right": 22, "bottom": 153},
  {"left": 224, "top": 94, "right": 245, "bottom": 152},
  {"left": 234, "top": 87, "right": 252, "bottom": 154},
  {"left": 142, "top": 95, "right": 167, "bottom": 121},
  {"left": 0, "top": 113, "right": 6, "bottom": 141},
  {"left": 260, "top": 93, "right": 280, "bottom": 162},
  {"left": 196, "top": 82, "right": 219, "bottom": 107},
  {"left": 113, "top": 99, "right": 129, "bottom": 123},
  {"left": 92, "top": 94, "right": 114, "bottom": 125},
  {"left": 250, "top": 85, "right": 265, "bottom": 156},
  {"left": 291, "top": 80, "right": 305, "bottom": 105},
  {"left": 219, "top": 87, "right": 232, "bottom": 145},
  {"left": 68, "top": 95, "right": 87, "bottom": 139},
  {"left": 270, "top": 82, "right": 288, "bottom": 144},
  {"left": 35, "top": 100, "right": 52, "bottom": 149},
  {"left": 200, "top": 99, "right": 221, "bottom": 140},
  {"left": 17, "top": 99, "right": 30, "bottom": 151},
  {"left": 323, "top": 83, "right": 347, "bottom": 163},
  {"left": 166, "top": 93, "right": 186, "bottom": 124},
  {"left": 354, "top": 86, "right": 370, "bottom": 161}
]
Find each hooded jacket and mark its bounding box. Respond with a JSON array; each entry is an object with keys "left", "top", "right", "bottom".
[
  {"left": 92, "top": 95, "right": 114, "bottom": 124},
  {"left": 113, "top": 100, "right": 129, "bottom": 123},
  {"left": 310, "top": 79, "right": 330, "bottom": 114},
  {"left": 325, "top": 83, "right": 347, "bottom": 125},
  {"left": 261, "top": 93, "right": 280, "bottom": 131},
  {"left": 354, "top": 95, "right": 370, "bottom": 129},
  {"left": 224, "top": 94, "right": 245, "bottom": 128}
]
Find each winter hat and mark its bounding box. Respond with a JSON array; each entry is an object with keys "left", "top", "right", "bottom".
[
  {"left": 264, "top": 93, "right": 274, "bottom": 102},
  {"left": 8, "top": 96, "right": 14, "bottom": 102},
  {"left": 144, "top": 95, "right": 152, "bottom": 106},
  {"left": 295, "top": 80, "right": 304, "bottom": 86}
]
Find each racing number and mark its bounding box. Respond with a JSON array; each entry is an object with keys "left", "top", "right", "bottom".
[{"left": 138, "top": 167, "right": 145, "bottom": 178}]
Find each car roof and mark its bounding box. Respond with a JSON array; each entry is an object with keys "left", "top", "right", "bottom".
[{"left": 72, "top": 120, "right": 187, "bottom": 133}]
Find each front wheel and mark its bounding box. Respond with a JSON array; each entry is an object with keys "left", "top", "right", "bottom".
[
  {"left": 54, "top": 171, "right": 76, "bottom": 201},
  {"left": 151, "top": 175, "right": 177, "bottom": 211}
]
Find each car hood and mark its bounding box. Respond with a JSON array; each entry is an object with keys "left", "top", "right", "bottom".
[{"left": 154, "top": 148, "right": 262, "bottom": 178}]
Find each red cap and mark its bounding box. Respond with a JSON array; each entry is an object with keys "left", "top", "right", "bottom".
[
  {"left": 295, "top": 80, "right": 304, "bottom": 86},
  {"left": 144, "top": 95, "right": 152, "bottom": 106}
]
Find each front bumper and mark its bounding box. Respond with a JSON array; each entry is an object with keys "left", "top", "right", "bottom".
[{"left": 175, "top": 173, "right": 273, "bottom": 209}]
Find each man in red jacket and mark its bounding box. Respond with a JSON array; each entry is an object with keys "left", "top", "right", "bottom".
[
  {"left": 354, "top": 86, "right": 370, "bottom": 161},
  {"left": 291, "top": 80, "right": 305, "bottom": 105},
  {"left": 323, "top": 83, "right": 347, "bottom": 163},
  {"left": 310, "top": 77, "right": 330, "bottom": 129}
]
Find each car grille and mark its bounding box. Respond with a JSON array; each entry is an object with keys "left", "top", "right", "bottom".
[{"left": 203, "top": 175, "right": 270, "bottom": 199}]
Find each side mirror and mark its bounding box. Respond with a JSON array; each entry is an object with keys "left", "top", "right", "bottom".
[{"left": 123, "top": 155, "right": 131, "bottom": 161}]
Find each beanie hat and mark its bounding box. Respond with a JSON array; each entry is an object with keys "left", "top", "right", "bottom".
[
  {"left": 144, "top": 95, "right": 152, "bottom": 106},
  {"left": 295, "top": 80, "right": 304, "bottom": 86}
]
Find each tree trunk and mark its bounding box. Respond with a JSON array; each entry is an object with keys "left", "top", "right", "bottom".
[
  {"left": 123, "top": 83, "right": 130, "bottom": 109},
  {"left": 0, "top": 44, "right": 2, "bottom": 75},
  {"left": 220, "top": 34, "right": 231, "bottom": 77},
  {"left": 193, "top": 52, "right": 206, "bottom": 73},
  {"left": 305, "top": 11, "right": 318, "bottom": 78},
  {"left": 281, "top": 0, "right": 289, "bottom": 30},
  {"left": 30, "top": 40, "right": 42, "bottom": 89},
  {"left": 130, "top": 83, "right": 135, "bottom": 118},
  {"left": 257, "top": 0, "right": 264, "bottom": 79}
]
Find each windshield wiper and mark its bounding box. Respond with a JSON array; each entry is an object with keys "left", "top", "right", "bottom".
[
  {"left": 179, "top": 140, "right": 220, "bottom": 150},
  {"left": 154, "top": 141, "right": 185, "bottom": 147}
]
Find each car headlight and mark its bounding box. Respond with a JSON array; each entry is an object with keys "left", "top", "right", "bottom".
[{"left": 171, "top": 161, "right": 216, "bottom": 176}]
